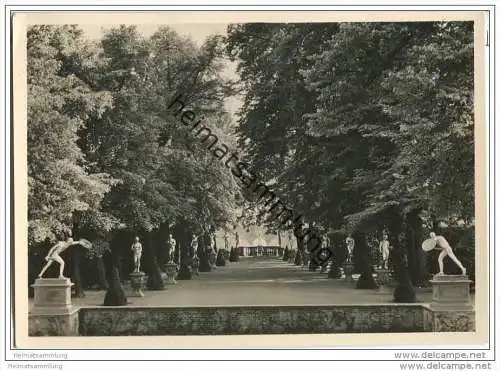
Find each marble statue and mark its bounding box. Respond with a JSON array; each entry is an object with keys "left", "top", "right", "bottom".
[
  {"left": 223, "top": 232, "right": 229, "bottom": 250},
  {"left": 379, "top": 233, "right": 391, "bottom": 270},
  {"left": 235, "top": 232, "right": 239, "bottom": 247},
  {"left": 322, "top": 234, "right": 331, "bottom": 249},
  {"left": 131, "top": 236, "right": 143, "bottom": 273},
  {"left": 422, "top": 232, "right": 467, "bottom": 276},
  {"left": 345, "top": 235, "right": 355, "bottom": 262},
  {"left": 38, "top": 237, "right": 92, "bottom": 279},
  {"left": 320, "top": 235, "right": 331, "bottom": 272},
  {"left": 190, "top": 234, "right": 199, "bottom": 257},
  {"left": 210, "top": 234, "right": 216, "bottom": 252},
  {"left": 167, "top": 234, "right": 177, "bottom": 262}
]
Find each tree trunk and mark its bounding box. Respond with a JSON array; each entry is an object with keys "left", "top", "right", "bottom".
[
  {"left": 294, "top": 235, "right": 304, "bottom": 265},
  {"left": 175, "top": 221, "right": 193, "bottom": 280},
  {"left": 71, "top": 248, "right": 85, "bottom": 298},
  {"left": 29, "top": 241, "right": 49, "bottom": 297},
  {"left": 392, "top": 245, "right": 417, "bottom": 302},
  {"left": 108, "top": 231, "right": 129, "bottom": 283},
  {"left": 283, "top": 247, "right": 289, "bottom": 261},
  {"left": 388, "top": 211, "right": 417, "bottom": 303},
  {"left": 198, "top": 232, "right": 212, "bottom": 272},
  {"left": 155, "top": 223, "right": 170, "bottom": 269},
  {"left": 174, "top": 235, "right": 181, "bottom": 265},
  {"left": 95, "top": 256, "right": 108, "bottom": 290},
  {"left": 405, "top": 208, "right": 429, "bottom": 286}
]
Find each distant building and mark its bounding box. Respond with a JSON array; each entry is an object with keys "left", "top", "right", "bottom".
[{"left": 214, "top": 226, "right": 296, "bottom": 256}]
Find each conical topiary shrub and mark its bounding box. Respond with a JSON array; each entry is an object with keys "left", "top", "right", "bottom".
[
  {"left": 216, "top": 250, "right": 226, "bottom": 266},
  {"left": 356, "top": 263, "right": 379, "bottom": 289},
  {"left": 197, "top": 233, "right": 212, "bottom": 272},
  {"left": 198, "top": 248, "right": 212, "bottom": 272},
  {"left": 294, "top": 250, "right": 303, "bottom": 265},
  {"left": 95, "top": 255, "right": 108, "bottom": 290},
  {"left": 103, "top": 266, "right": 128, "bottom": 306},
  {"left": 328, "top": 250, "right": 342, "bottom": 279},
  {"left": 146, "top": 255, "right": 165, "bottom": 290},
  {"left": 354, "top": 232, "right": 378, "bottom": 289},
  {"left": 393, "top": 270, "right": 417, "bottom": 302},
  {"left": 177, "top": 253, "right": 193, "bottom": 280},
  {"left": 392, "top": 248, "right": 417, "bottom": 303},
  {"left": 177, "top": 263, "right": 193, "bottom": 280},
  {"left": 308, "top": 255, "right": 320, "bottom": 271},
  {"left": 283, "top": 247, "right": 289, "bottom": 261},
  {"left": 229, "top": 247, "right": 239, "bottom": 262}
]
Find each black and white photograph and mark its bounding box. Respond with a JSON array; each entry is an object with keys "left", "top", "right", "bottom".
[{"left": 4, "top": 5, "right": 497, "bottom": 370}]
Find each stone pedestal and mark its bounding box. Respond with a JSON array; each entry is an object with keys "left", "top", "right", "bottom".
[
  {"left": 302, "top": 255, "right": 310, "bottom": 269},
  {"left": 342, "top": 262, "right": 355, "bottom": 282},
  {"left": 29, "top": 278, "right": 79, "bottom": 336},
  {"left": 129, "top": 271, "right": 145, "bottom": 297},
  {"left": 376, "top": 268, "right": 392, "bottom": 287},
  {"left": 429, "top": 274, "right": 473, "bottom": 311},
  {"left": 424, "top": 274, "right": 475, "bottom": 332},
  {"left": 165, "top": 261, "right": 178, "bottom": 285},
  {"left": 320, "top": 260, "right": 330, "bottom": 274},
  {"left": 192, "top": 256, "right": 200, "bottom": 276},
  {"left": 31, "top": 278, "right": 74, "bottom": 315},
  {"left": 210, "top": 251, "right": 217, "bottom": 269}
]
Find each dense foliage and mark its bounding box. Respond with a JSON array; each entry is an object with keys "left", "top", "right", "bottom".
[
  {"left": 28, "top": 25, "right": 241, "bottom": 291},
  {"left": 227, "top": 22, "right": 475, "bottom": 284},
  {"left": 27, "top": 22, "right": 476, "bottom": 294}
]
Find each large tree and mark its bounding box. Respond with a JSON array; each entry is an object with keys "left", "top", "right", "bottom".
[
  {"left": 227, "top": 21, "right": 474, "bottom": 285},
  {"left": 305, "top": 21, "right": 474, "bottom": 283},
  {"left": 226, "top": 23, "right": 340, "bottom": 246},
  {"left": 28, "top": 25, "right": 242, "bottom": 290},
  {"left": 27, "top": 25, "right": 117, "bottom": 245}
]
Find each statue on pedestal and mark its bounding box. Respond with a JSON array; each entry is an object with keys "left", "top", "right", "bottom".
[
  {"left": 379, "top": 233, "right": 392, "bottom": 270},
  {"left": 345, "top": 235, "right": 355, "bottom": 263},
  {"left": 167, "top": 234, "right": 177, "bottom": 262},
  {"left": 191, "top": 234, "right": 200, "bottom": 276},
  {"left": 38, "top": 237, "right": 92, "bottom": 279},
  {"left": 129, "top": 237, "right": 145, "bottom": 297},
  {"left": 422, "top": 232, "right": 467, "bottom": 276},
  {"left": 131, "top": 236, "right": 142, "bottom": 273},
  {"left": 320, "top": 235, "right": 331, "bottom": 273},
  {"left": 190, "top": 234, "right": 199, "bottom": 257}
]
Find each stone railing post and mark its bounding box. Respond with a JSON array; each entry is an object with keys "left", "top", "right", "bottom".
[
  {"left": 426, "top": 274, "right": 475, "bottom": 332},
  {"left": 29, "top": 278, "right": 79, "bottom": 336}
]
